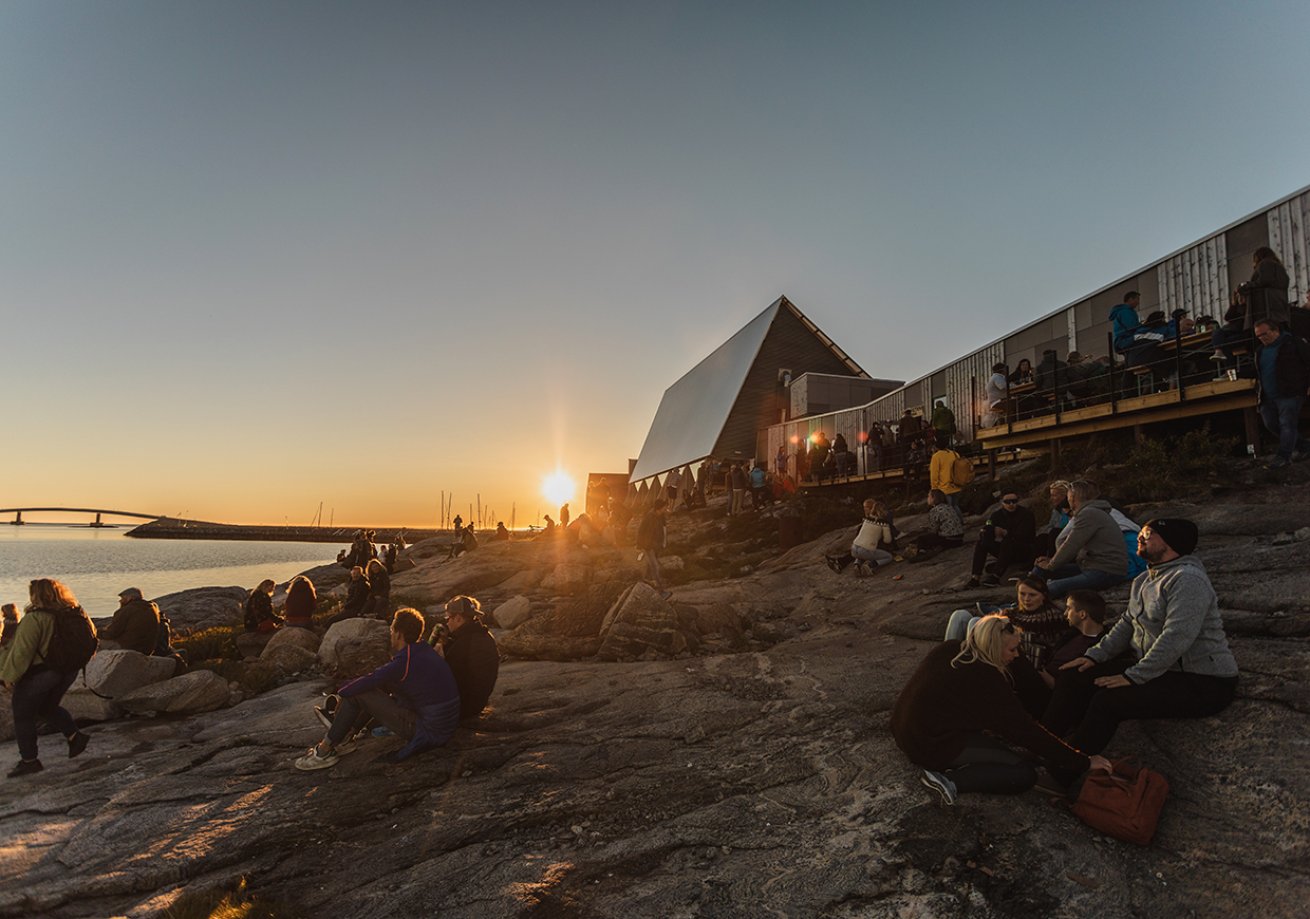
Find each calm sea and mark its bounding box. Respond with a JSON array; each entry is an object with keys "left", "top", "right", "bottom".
[{"left": 0, "top": 526, "right": 338, "bottom": 617}]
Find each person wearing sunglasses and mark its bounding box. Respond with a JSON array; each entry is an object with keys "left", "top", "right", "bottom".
[
  {"left": 893, "top": 614, "right": 1110, "bottom": 805},
  {"left": 965, "top": 492, "right": 1037, "bottom": 588},
  {"left": 1044, "top": 518, "right": 1238, "bottom": 758}
]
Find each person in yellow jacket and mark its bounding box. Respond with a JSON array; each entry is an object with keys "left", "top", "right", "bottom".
[{"left": 929, "top": 434, "right": 964, "bottom": 509}]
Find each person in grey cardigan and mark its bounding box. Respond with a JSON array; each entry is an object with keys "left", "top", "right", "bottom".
[
  {"left": 1031, "top": 480, "right": 1128, "bottom": 598},
  {"left": 1042, "top": 518, "right": 1238, "bottom": 757}
]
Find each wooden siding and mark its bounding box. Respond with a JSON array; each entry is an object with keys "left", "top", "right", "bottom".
[
  {"left": 1269, "top": 191, "right": 1310, "bottom": 306},
  {"left": 1158, "top": 234, "right": 1228, "bottom": 320}
]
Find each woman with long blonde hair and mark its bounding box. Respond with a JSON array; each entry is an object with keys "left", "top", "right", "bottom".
[
  {"left": 1, "top": 579, "right": 92, "bottom": 777},
  {"left": 891, "top": 615, "right": 1109, "bottom": 804}
]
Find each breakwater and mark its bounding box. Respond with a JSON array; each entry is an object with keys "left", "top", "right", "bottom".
[{"left": 126, "top": 517, "right": 446, "bottom": 543}]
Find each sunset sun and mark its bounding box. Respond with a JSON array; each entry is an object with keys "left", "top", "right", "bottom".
[{"left": 541, "top": 470, "right": 576, "bottom": 507}]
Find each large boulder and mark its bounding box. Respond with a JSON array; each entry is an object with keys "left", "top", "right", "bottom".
[
  {"left": 498, "top": 630, "right": 602, "bottom": 661},
  {"left": 154, "top": 586, "right": 248, "bottom": 635},
  {"left": 318, "top": 619, "right": 391, "bottom": 678},
  {"left": 540, "top": 563, "right": 592, "bottom": 595},
  {"left": 235, "top": 631, "right": 275, "bottom": 660},
  {"left": 261, "top": 641, "right": 320, "bottom": 675},
  {"left": 60, "top": 685, "right": 122, "bottom": 723},
  {"left": 261, "top": 627, "right": 322, "bottom": 658},
  {"left": 83, "top": 650, "right": 178, "bottom": 698},
  {"left": 597, "top": 582, "right": 699, "bottom": 660},
  {"left": 493, "top": 596, "right": 534, "bottom": 630},
  {"left": 117, "top": 670, "right": 231, "bottom": 715}
]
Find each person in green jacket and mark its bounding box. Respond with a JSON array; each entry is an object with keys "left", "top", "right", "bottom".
[{"left": 0, "top": 579, "right": 91, "bottom": 777}]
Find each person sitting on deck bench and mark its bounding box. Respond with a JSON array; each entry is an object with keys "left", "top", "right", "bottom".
[{"left": 296, "top": 607, "right": 460, "bottom": 770}]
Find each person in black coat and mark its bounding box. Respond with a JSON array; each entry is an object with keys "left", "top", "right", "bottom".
[
  {"left": 966, "top": 492, "right": 1038, "bottom": 587},
  {"left": 434, "top": 595, "right": 500, "bottom": 721},
  {"left": 1253, "top": 318, "right": 1310, "bottom": 467}
]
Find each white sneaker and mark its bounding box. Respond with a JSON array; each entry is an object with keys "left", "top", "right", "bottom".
[
  {"left": 294, "top": 746, "right": 339, "bottom": 771},
  {"left": 920, "top": 769, "right": 958, "bottom": 805}
]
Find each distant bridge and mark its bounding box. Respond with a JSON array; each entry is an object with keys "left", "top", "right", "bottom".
[{"left": 0, "top": 507, "right": 164, "bottom": 527}]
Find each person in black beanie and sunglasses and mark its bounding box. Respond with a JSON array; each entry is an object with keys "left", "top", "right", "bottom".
[{"left": 1043, "top": 518, "right": 1238, "bottom": 758}]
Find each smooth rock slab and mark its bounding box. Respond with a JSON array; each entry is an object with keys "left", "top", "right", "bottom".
[
  {"left": 116, "top": 670, "right": 231, "bottom": 715},
  {"left": 597, "top": 582, "right": 696, "bottom": 660}
]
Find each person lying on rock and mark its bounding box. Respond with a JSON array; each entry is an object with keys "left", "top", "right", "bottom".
[
  {"left": 903, "top": 489, "right": 964, "bottom": 563},
  {"left": 1042, "top": 518, "right": 1238, "bottom": 775},
  {"left": 98, "top": 587, "right": 162, "bottom": 655},
  {"left": 892, "top": 614, "right": 1110, "bottom": 805},
  {"left": 431, "top": 596, "right": 499, "bottom": 721},
  {"left": 825, "top": 498, "right": 895, "bottom": 575},
  {"left": 296, "top": 607, "right": 461, "bottom": 771}
]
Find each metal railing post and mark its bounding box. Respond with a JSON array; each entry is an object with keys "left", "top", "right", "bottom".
[{"left": 1107, "top": 331, "right": 1119, "bottom": 414}]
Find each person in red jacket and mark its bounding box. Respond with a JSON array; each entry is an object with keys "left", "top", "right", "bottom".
[{"left": 892, "top": 614, "right": 1109, "bottom": 804}]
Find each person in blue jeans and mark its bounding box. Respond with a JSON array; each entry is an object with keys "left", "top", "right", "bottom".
[
  {"left": 1253, "top": 318, "right": 1310, "bottom": 469},
  {"left": 1030, "top": 479, "right": 1129, "bottom": 598}
]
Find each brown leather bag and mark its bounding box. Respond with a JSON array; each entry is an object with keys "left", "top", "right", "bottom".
[{"left": 1070, "top": 760, "right": 1170, "bottom": 846}]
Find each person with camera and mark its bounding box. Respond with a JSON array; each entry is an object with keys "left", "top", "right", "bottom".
[{"left": 432, "top": 595, "right": 499, "bottom": 721}]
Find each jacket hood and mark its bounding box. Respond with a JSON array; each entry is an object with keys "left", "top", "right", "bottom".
[{"left": 1076, "top": 498, "right": 1113, "bottom": 515}]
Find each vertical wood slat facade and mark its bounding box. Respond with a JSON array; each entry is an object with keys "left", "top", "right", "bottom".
[
  {"left": 1269, "top": 191, "right": 1310, "bottom": 306},
  {"left": 1157, "top": 234, "right": 1228, "bottom": 320}
]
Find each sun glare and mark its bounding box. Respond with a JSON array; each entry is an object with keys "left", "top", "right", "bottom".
[{"left": 541, "top": 471, "right": 576, "bottom": 507}]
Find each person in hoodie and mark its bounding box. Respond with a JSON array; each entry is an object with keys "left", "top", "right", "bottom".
[
  {"left": 1238, "top": 247, "right": 1291, "bottom": 330},
  {"left": 1109, "top": 291, "right": 1194, "bottom": 369},
  {"left": 1043, "top": 518, "right": 1237, "bottom": 759},
  {"left": 1030, "top": 479, "right": 1128, "bottom": 598},
  {"left": 295, "top": 607, "right": 460, "bottom": 770},
  {"left": 433, "top": 595, "right": 500, "bottom": 721}
]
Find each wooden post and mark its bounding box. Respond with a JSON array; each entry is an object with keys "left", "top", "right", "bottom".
[
  {"left": 1243, "top": 407, "right": 1262, "bottom": 456},
  {"left": 988, "top": 448, "right": 997, "bottom": 481}
]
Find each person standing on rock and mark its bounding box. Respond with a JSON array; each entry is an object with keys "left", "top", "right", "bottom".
[
  {"left": 243, "top": 580, "right": 282, "bottom": 633},
  {"left": 559, "top": 504, "right": 570, "bottom": 529},
  {"left": 99, "top": 587, "right": 161, "bottom": 655},
  {"left": 362, "top": 559, "right": 391, "bottom": 621},
  {"left": 296, "top": 608, "right": 461, "bottom": 770},
  {"left": 0, "top": 579, "right": 93, "bottom": 778},
  {"left": 284, "top": 576, "right": 317, "bottom": 629},
  {"left": 1044, "top": 519, "right": 1238, "bottom": 764},
  {"left": 636, "top": 499, "right": 672, "bottom": 598},
  {"left": 1252, "top": 317, "right": 1310, "bottom": 468},
  {"left": 892, "top": 614, "right": 1109, "bottom": 805},
  {"left": 434, "top": 596, "right": 500, "bottom": 721}
]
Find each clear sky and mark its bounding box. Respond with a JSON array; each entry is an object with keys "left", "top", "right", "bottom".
[{"left": 3, "top": 1, "right": 1308, "bottom": 526}]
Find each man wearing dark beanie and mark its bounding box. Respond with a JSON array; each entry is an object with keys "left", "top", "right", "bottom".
[{"left": 1042, "top": 517, "right": 1238, "bottom": 762}]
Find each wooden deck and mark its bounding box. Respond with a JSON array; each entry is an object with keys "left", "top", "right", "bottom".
[
  {"left": 800, "top": 445, "right": 1042, "bottom": 489},
  {"left": 977, "top": 378, "right": 1257, "bottom": 449}
]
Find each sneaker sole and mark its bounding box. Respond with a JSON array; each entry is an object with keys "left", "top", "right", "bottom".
[
  {"left": 920, "top": 774, "right": 956, "bottom": 805},
  {"left": 294, "top": 756, "right": 339, "bottom": 771}
]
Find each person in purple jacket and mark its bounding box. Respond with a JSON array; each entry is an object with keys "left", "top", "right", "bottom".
[{"left": 296, "top": 607, "right": 460, "bottom": 770}]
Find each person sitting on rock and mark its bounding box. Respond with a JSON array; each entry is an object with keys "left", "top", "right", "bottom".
[
  {"left": 362, "top": 559, "right": 391, "bottom": 621},
  {"left": 385, "top": 542, "right": 399, "bottom": 573},
  {"left": 296, "top": 607, "right": 461, "bottom": 770},
  {"left": 1, "top": 579, "right": 93, "bottom": 778},
  {"left": 328, "top": 566, "right": 370, "bottom": 625},
  {"left": 1036, "top": 480, "right": 1072, "bottom": 558},
  {"left": 243, "top": 580, "right": 282, "bottom": 633},
  {"left": 943, "top": 576, "right": 1067, "bottom": 672},
  {"left": 826, "top": 499, "right": 895, "bottom": 575},
  {"left": 892, "top": 614, "right": 1109, "bottom": 805},
  {"left": 433, "top": 596, "right": 500, "bottom": 722},
  {"left": 1030, "top": 479, "right": 1128, "bottom": 598},
  {"left": 1043, "top": 519, "right": 1238, "bottom": 769},
  {"left": 904, "top": 489, "right": 965, "bottom": 563},
  {"left": 494, "top": 521, "right": 511, "bottom": 541},
  {"left": 965, "top": 492, "right": 1037, "bottom": 587},
  {"left": 284, "top": 576, "right": 317, "bottom": 629},
  {"left": 99, "top": 587, "right": 161, "bottom": 655}
]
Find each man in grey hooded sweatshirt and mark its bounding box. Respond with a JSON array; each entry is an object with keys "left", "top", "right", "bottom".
[
  {"left": 1031, "top": 479, "right": 1129, "bottom": 598},
  {"left": 1043, "top": 518, "right": 1238, "bottom": 755}
]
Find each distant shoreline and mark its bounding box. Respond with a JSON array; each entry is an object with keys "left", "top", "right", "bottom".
[{"left": 126, "top": 517, "right": 446, "bottom": 544}]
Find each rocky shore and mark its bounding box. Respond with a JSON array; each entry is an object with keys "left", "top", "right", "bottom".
[{"left": 1, "top": 466, "right": 1308, "bottom": 917}]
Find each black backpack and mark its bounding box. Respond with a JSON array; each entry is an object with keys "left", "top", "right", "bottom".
[
  {"left": 42, "top": 606, "right": 99, "bottom": 675},
  {"left": 154, "top": 612, "right": 174, "bottom": 657}
]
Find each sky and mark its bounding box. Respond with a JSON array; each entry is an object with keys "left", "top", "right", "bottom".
[{"left": 3, "top": 1, "right": 1308, "bottom": 527}]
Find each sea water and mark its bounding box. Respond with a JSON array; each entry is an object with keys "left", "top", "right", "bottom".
[{"left": 0, "top": 526, "right": 337, "bottom": 617}]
